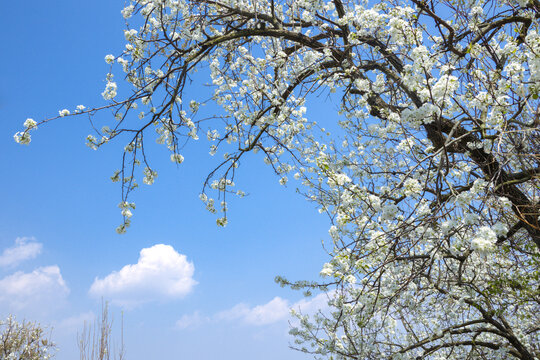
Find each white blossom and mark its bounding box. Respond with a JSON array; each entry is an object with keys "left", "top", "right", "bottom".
[
  {"left": 102, "top": 80, "right": 118, "bottom": 100},
  {"left": 170, "top": 153, "right": 184, "bottom": 164},
  {"left": 380, "top": 204, "right": 399, "bottom": 221},
  {"left": 142, "top": 167, "right": 157, "bottom": 185},
  {"left": 23, "top": 118, "right": 37, "bottom": 130},
  {"left": 403, "top": 178, "right": 422, "bottom": 197},
  {"left": 104, "top": 54, "right": 115, "bottom": 64},
  {"left": 13, "top": 131, "right": 31, "bottom": 145},
  {"left": 121, "top": 5, "right": 134, "bottom": 19},
  {"left": 320, "top": 262, "right": 334, "bottom": 277},
  {"left": 471, "top": 226, "right": 497, "bottom": 253}
]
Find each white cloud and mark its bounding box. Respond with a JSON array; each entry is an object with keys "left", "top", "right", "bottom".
[
  {"left": 0, "top": 265, "right": 70, "bottom": 311},
  {"left": 175, "top": 311, "right": 209, "bottom": 330},
  {"left": 215, "top": 292, "right": 332, "bottom": 327},
  {"left": 291, "top": 292, "right": 332, "bottom": 315},
  {"left": 0, "top": 237, "right": 42, "bottom": 268},
  {"left": 89, "top": 244, "right": 196, "bottom": 307},
  {"left": 216, "top": 297, "right": 290, "bottom": 326},
  {"left": 57, "top": 312, "right": 96, "bottom": 331}
]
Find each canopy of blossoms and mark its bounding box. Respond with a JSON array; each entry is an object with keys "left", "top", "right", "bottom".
[{"left": 16, "top": 0, "right": 540, "bottom": 358}]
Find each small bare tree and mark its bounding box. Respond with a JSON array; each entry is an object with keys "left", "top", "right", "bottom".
[{"left": 78, "top": 302, "right": 125, "bottom": 360}]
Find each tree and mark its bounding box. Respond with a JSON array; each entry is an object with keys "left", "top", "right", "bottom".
[
  {"left": 78, "top": 301, "right": 125, "bottom": 360},
  {"left": 0, "top": 316, "right": 55, "bottom": 360},
  {"left": 15, "top": 0, "right": 540, "bottom": 358}
]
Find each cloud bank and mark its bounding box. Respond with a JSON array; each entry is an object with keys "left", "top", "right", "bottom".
[
  {"left": 176, "top": 292, "right": 332, "bottom": 330},
  {"left": 0, "top": 265, "right": 70, "bottom": 310},
  {"left": 216, "top": 297, "right": 291, "bottom": 326},
  {"left": 89, "top": 244, "right": 196, "bottom": 307},
  {"left": 0, "top": 237, "right": 42, "bottom": 268},
  {"left": 57, "top": 311, "right": 96, "bottom": 331},
  {"left": 175, "top": 311, "right": 209, "bottom": 330}
]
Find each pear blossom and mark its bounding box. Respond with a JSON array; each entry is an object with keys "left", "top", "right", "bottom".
[
  {"left": 380, "top": 204, "right": 399, "bottom": 221},
  {"left": 320, "top": 263, "right": 334, "bottom": 277},
  {"left": 23, "top": 118, "right": 37, "bottom": 130},
  {"left": 492, "top": 222, "right": 509, "bottom": 237},
  {"left": 403, "top": 178, "right": 422, "bottom": 197},
  {"left": 13, "top": 131, "right": 31, "bottom": 145},
  {"left": 121, "top": 208, "right": 132, "bottom": 218},
  {"left": 142, "top": 167, "right": 157, "bottom": 185},
  {"left": 170, "top": 153, "right": 184, "bottom": 164},
  {"left": 471, "top": 226, "right": 497, "bottom": 253},
  {"left": 121, "top": 5, "right": 134, "bottom": 19},
  {"left": 101, "top": 80, "right": 117, "bottom": 100}
]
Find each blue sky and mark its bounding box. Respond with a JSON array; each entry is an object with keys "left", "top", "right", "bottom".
[{"left": 1, "top": 1, "right": 333, "bottom": 359}]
